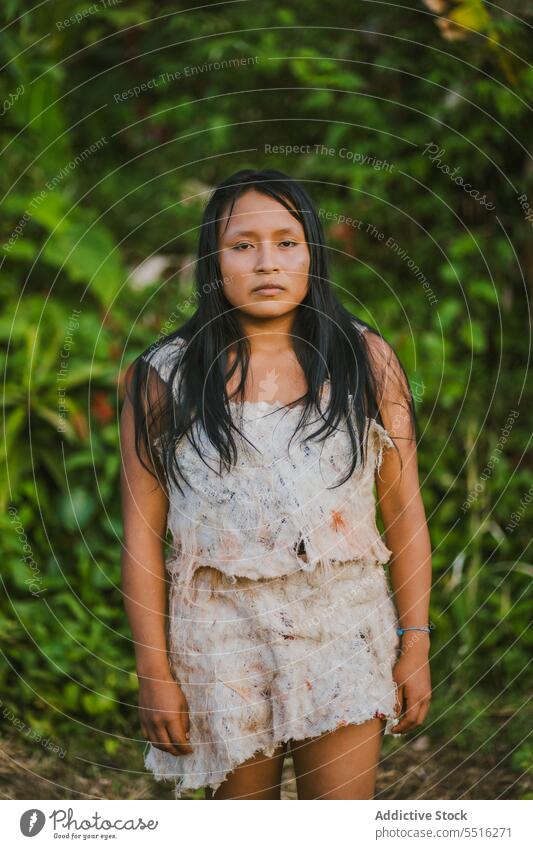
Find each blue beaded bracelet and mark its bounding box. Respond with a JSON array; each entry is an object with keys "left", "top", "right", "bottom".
[{"left": 397, "top": 624, "right": 435, "bottom": 635}]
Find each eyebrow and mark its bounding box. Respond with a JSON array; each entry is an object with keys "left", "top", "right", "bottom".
[{"left": 225, "top": 227, "right": 299, "bottom": 239}]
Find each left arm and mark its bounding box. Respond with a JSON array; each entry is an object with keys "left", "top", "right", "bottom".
[{"left": 367, "top": 333, "right": 433, "bottom": 733}]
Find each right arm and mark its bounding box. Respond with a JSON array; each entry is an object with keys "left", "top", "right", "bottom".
[{"left": 119, "top": 362, "right": 193, "bottom": 756}]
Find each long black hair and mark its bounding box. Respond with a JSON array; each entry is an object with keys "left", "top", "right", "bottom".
[{"left": 127, "top": 168, "right": 416, "bottom": 496}]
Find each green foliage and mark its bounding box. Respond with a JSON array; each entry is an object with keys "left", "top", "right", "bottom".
[{"left": 0, "top": 0, "right": 530, "bottom": 785}]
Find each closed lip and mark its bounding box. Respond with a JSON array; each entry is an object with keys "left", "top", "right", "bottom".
[{"left": 252, "top": 283, "right": 285, "bottom": 293}]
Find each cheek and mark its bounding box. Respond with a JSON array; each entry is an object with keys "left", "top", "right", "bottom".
[
  {"left": 219, "top": 255, "right": 250, "bottom": 306},
  {"left": 218, "top": 247, "right": 234, "bottom": 275},
  {"left": 219, "top": 248, "right": 250, "bottom": 276},
  {"left": 223, "top": 282, "right": 248, "bottom": 307},
  {"left": 219, "top": 250, "right": 248, "bottom": 292},
  {"left": 292, "top": 246, "right": 310, "bottom": 271},
  {"left": 290, "top": 248, "right": 311, "bottom": 281}
]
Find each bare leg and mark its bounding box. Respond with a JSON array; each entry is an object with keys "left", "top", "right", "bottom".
[
  {"left": 290, "top": 717, "right": 385, "bottom": 799},
  {"left": 204, "top": 741, "right": 289, "bottom": 799}
]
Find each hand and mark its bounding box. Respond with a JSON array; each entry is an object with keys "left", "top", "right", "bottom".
[
  {"left": 390, "top": 650, "right": 432, "bottom": 734},
  {"left": 138, "top": 672, "right": 194, "bottom": 756}
]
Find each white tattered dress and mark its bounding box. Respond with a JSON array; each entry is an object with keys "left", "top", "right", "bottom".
[{"left": 142, "top": 325, "right": 401, "bottom": 797}]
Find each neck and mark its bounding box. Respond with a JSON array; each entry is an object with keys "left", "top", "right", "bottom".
[{"left": 234, "top": 311, "right": 298, "bottom": 354}]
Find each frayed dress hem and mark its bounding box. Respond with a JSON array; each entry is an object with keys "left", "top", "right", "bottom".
[{"left": 144, "top": 703, "right": 402, "bottom": 798}]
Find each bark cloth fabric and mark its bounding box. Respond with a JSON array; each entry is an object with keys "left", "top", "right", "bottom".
[{"left": 141, "top": 323, "right": 401, "bottom": 797}]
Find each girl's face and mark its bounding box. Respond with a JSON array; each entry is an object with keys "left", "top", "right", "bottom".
[{"left": 217, "top": 189, "right": 311, "bottom": 319}]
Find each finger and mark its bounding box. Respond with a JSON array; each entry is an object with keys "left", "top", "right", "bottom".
[
  {"left": 148, "top": 722, "right": 186, "bottom": 756},
  {"left": 178, "top": 705, "right": 190, "bottom": 736},
  {"left": 174, "top": 704, "right": 191, "bottom": 741},
  {"left": 416, "top": 698, "right": 432, "bottom": 726},
  {"left": 408, "top": 702, "right": 425, "bottom": 729},
  {"left": 394, "top": 684, "right": 404, "bottom": 716},
  {"left": 413, "top": 693, "right": 432, "bottom": 720},
  {"left": 166, "top": 718, "right": 194, "bottom": 756},
  {"left": 391, "top": 701, "right": 409, "bottom": 733},
  {"left": 392, "top": 700, "right": 420, "bottom": 733}
]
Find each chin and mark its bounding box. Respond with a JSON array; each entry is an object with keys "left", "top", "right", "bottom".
[{"left": 241, "top": 302, "right": 298, "bottom": 318}]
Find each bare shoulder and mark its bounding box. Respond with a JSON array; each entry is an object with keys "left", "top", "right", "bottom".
[
  {"left": 356, "top": 322, "right": 392, "bottom": 356},
  {"left": 359, "top": 326, "right": 403, "bottom": 381},
  {"left": 356, "top": 325, "right": 414, "bottom": 436},
  {"left": 349, "top": 318, "right": 403, "bottom": 389},
  {"left": 142, "top": 334, "right": 187, "bottom": 385}
]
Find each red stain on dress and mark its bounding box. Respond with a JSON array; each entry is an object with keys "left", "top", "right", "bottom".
[
  {"left": 305, "top": 679, "right": 313, "bottom": 690},
  {"left": 331, "top": 509, "right": 347, "bottom": 533}
]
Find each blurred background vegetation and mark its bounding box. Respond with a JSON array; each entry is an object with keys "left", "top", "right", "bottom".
[{"left": 1, "top": 0, "right": 531, "bottom": 798}]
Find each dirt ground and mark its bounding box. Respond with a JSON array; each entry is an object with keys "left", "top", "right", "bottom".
[{"left": 1, "top": 732, "right": 529, "bottom": 800}]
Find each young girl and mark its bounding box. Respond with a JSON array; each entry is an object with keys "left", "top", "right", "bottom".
[{"left": 120, "top": 168, "right": 433, "bottom": 800}]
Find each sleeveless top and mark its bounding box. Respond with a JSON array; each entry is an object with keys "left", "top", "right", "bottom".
[{"left": 142, "top": 321, "right": 395, "bottom": 597}]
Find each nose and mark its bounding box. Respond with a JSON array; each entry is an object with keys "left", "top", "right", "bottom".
[{"left": 255, "top": 239, "right": 280, "bottom": 273}]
